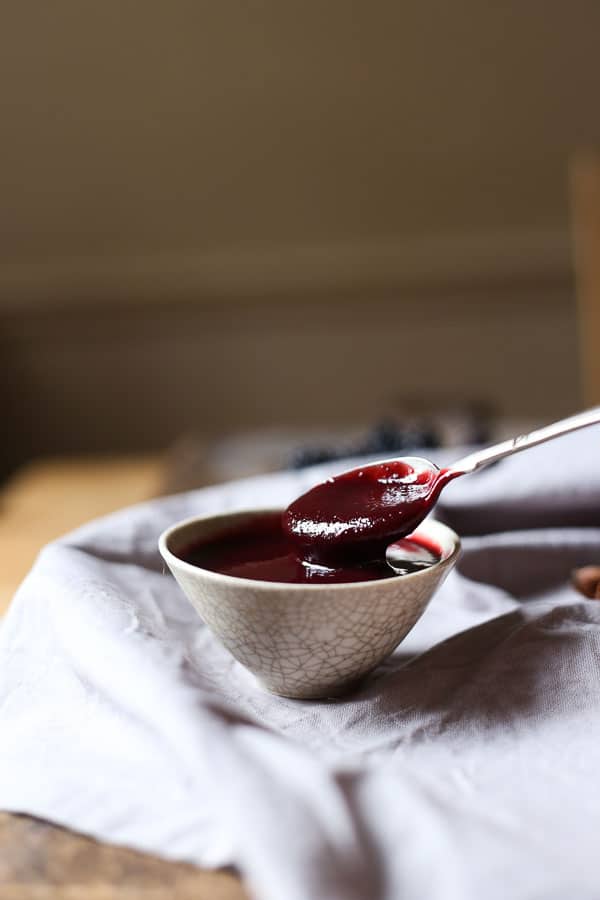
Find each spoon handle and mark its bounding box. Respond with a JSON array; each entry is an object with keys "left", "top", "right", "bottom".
[{"left": 449, "top": 407, "right": 600, "bottom": 475}]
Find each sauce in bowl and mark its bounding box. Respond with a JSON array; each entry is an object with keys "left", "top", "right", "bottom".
[{"left": 180, "top": 511, "right": 440, "bottom": 584}]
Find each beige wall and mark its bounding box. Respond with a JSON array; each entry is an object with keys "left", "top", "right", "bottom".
[
  {"left": 2, "top": 284, "right": 578, "bottom": 463},
  {"left": 2, "top": 2, "right": 599, "bottom": 283},
  {"left": 1, "top": 2, "right": 596, "bottom": 467}
]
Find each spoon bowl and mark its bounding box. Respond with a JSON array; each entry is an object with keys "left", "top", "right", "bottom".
[{"left": 284, "top": 456, "right": 457, "bottom": 566}]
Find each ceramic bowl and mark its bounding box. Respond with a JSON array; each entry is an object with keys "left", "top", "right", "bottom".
[{"left": 159, "top": 509, "right": 460, "bottom": 700}]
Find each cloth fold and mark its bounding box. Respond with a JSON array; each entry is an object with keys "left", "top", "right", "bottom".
[{"left": 2, "top": 429, "right": 600, "bottom": 900}]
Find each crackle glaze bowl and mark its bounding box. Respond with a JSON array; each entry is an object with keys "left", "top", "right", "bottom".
[{"left": 159, "top": 509, "right": 460, "bottom": 700}]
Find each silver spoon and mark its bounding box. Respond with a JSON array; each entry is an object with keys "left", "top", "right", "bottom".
[{"left": 284, "top": 408, "right": 600, "bottom": 569}]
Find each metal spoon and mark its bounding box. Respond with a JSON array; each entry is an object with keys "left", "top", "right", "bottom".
[{"left": 284, "top": 408, "right": 600, "bottom": 568}]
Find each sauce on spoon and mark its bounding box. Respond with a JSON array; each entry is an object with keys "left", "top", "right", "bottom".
[{"left": 283, "top": 458, "right": 459, "bottom": 566}]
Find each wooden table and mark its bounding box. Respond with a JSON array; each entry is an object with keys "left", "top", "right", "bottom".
[
  {"left": 0, "top": 456, "right": 163, "bottom": 615},
  {"left": 0, "top": 456, "right": 248, "bottom": 898}
]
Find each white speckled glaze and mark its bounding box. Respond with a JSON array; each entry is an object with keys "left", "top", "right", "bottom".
[{"left": 159, "top": 509, "right": 460, "bottom": 700}]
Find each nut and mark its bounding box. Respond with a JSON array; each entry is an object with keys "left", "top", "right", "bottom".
[{"left": 572, "top": 566, "right": 600, "bottom": 600}]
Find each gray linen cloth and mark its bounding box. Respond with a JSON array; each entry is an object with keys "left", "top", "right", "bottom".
[{"left": 1, "top": 429, "right": 600, "bottom": 900}]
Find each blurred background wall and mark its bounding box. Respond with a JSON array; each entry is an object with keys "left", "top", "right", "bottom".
[{"left": 2, "top": 1, "right": 599, "bottom": 477}]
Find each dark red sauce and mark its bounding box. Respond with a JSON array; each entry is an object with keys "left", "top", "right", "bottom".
[
  {"left": 179, "top": 512, "right": 441, "bottom": 585},
  {"left": 283, "top": 459, "right": 458, "bottom": 566}
]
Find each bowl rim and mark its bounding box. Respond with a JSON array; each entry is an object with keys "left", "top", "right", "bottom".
[{"left": 158, "top": 507, "right": 461, "bottom": 592}]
